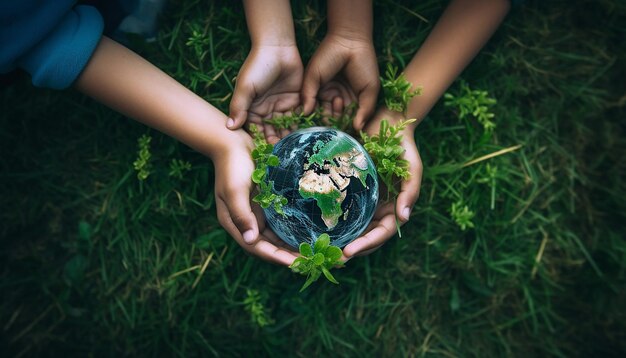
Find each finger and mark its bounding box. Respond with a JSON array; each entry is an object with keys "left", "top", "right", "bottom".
[
  {"left": 353, "top": 84, "right": 380, "bottom": 131},
  {"left": 332, "top": 96, "right": 343, "bottom": 118},
  {"left": 301, "top": 67, "right": 321, "bottom": 116},
  {"left": 396, "top": 142, "right": 423, "bottom": 223},
  {"left": 302, "top": 52, "right": 340, "bottom": 115},
  {"left": 279, "top": 128, "right": 292, "bottom": 140},
  {"left": 319, "top": 100, "right": 334, "bottom": 125},
  {"left": 216, "top": 198, "right": 248, "bottom": 246},
  {"left": 229, "top": 82, "right": 255, "bottom": 129},
  {"left": 263, "top": 122, "right": 281, "bottom": 145},
  {"left": 354, "top": 244, "right": 383, "bottom": 258},
  {"left": 252, "top": 239, "right": 298, "bottom": 266},
  {"left": 260, "top": 228, "right": 295, "bottom": 251},
  {"left": 218, "top": 190, "right": 259, "bottom": 245},
  {"left": 343, "top": 213, "right": 397, "bottom": 258}
]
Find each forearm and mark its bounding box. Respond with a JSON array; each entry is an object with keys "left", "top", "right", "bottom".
[
  {"left": 402, "top": 0, "right": 510, "bottom": 128},
  {"left": 243, "top": 0, "right": 296, "bottom": 46},
  {"left": 75, "top": 36, "right": 245, "bottom": 158},
  {"left": 327, "top": 0, "right": 373, "bottom": 41}
]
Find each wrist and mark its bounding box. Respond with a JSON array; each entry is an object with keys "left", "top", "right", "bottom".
[
  {"left": 326, "top": 0, "right": 373, "bottom": 42},
  {"left": 250, "top": 35, "right": 297, "bottom": 48},
  {"left": 326, "top": 28, "right": 372, "bottom": 43},
  {"left": 205, "top": 128, "right": 253, "bottom": 160},
  {"left": 375, "top": 107, "right": 421, "bottom": 131},
  {"left": 244, "top": 0, "right": 296, "bottom": 47},
  {"left": 250, "top": 43, "right": 299, "bottom": 53}
]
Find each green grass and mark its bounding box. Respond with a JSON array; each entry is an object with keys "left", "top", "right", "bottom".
[{"left": 1, "top": 0, "right": 625, "bottom": 356}]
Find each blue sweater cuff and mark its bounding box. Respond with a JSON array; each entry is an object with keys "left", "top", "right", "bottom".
[{"left": 18, "top": 6, "right": 104, "bottom": 90}]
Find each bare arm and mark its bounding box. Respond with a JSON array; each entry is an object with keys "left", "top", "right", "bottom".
[
  {"left": 75, "top": 36, "right": 240, "bottom": 157},
  {"left": 75, "top": 36, "right": 298, "bottom": 266},
  {"left": 326, "top": 0, "right": 373, "bottom": 42},
  {"left": 344, "top": 0, "right": 511, "bottom": 258},
  {"left": 243, "top": 0, "right": 296, "bottom": 47},
  {"left": 402, "top": 0, "right": 511, "bottom": 128}
]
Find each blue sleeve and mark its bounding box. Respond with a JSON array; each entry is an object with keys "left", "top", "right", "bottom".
[{"left": 16, "top": 6, "right": 104, "bottom": 89}]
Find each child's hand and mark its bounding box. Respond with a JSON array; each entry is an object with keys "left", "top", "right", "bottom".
[
  {"left": 214, "top": 131, "right": 298, "bottom": 266},
  {"left": 229, "top": 45, "right": 303, "bottom": 144},
  {"left": 342, "top": 108, "right": 423, "bottom": 259},
  {"left": 301, "top": 33, "right": 379, "bottom": 131}
]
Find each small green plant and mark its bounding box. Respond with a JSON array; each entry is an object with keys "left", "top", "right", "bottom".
[
  {"left": 361, "top": 118, "right": 416, "bottom": 200},
  {"left": 250, "top": 125, "right": 287, "bottom": 216},
  {"left": 133, "top": 134, "right": 153, "bottom": 180},
  {"left": 265, "top": 102, "right": 358, "bottom": 133},
  {"left": 381, "top": 64, "right": 421, "bottom": 113},
  {"left": 477, "top": 163, "right": 499, "bottom": 210},
  {"left": 243, "top": 289, "right": 274, "bottom": 328},
  {"left": 185, "top": 24, "right": 210, "bottom": 60},
  {"left": 328, "top": 102, "right": 358, "bottom": 132},
  {"left": 444, "top": 81, "right": 497, "bottom": 132},
  {"left": 450, "top": 200, "right": 476, "bottom": 231},
  {"left": 265, "top": 110, "right": 318, "bottom": 130},
  {"left": 290, "top": 234, "right": 343, "bottom": 292},
  {"left": 168, "top": 159, "right": 192, "bottom": 179}
]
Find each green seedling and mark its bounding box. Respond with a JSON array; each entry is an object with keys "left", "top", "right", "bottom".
[
  {"left": 290, "top": 233, "right": 343, "bottom": 292},
  {"left": 477, "top": 163, "right": 499, "bottom": 210},
  {"left": 243, "top": 289, "right": 274, "bottom": 327},
  {"left": 381, "top": 63, "right": 421, "bottom": 114},
  {"left": 168, "top": 159, "right": 192, "bottom": 179},
  {"left": 185, "top": 24, "right": 210, "bottom": 60},
  {"left": 265, "top": 102, "right": 357, "bottom": 134},
  {"left": 328, "top": 102, "right": 358, "bottom": 132},
  {"left": 450, "top": 200, "right": 476, "bottom": 231},
  {"left": 133, "top": 134, "right": 153, "bottom": 180},
  {"left": 444, "top": 80, "right": 497, "bottom": 132},
  {"left": 265, "top": 110, "right": 318, "bottom": 130},
  {"left": 250, "top": 125, "right": 287, "bottom": 216},
  {"left": 361, "top": 118, "right": 416, "bottom": 200}
]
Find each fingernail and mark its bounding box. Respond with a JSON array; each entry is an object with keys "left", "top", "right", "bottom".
[
  {"left": 243, "top": 230, "right": 255, "bottom": 244},
  {"left": 226, "top": 118, "right": 235, "bottom": 128},
  {"left": 402, "top": 207, "right": 411, "bottom": 221}
]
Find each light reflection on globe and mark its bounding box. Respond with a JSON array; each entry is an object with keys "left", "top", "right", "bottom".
[{"left": 264, "top": 127, "right": 379, "bottom": 248}]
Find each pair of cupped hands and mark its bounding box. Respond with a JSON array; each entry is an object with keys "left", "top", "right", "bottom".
[{"left": 214, "top": 34, "right": 423, "bottom": 267}]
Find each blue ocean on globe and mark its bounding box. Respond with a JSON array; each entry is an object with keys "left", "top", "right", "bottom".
[{"left": 264, "top": 127, "right": 379, "bottom": 248}]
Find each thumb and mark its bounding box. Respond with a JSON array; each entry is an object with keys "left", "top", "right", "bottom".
[
  {"left": 218, "top": 189, "right": 259, "bottom": 245},
  {"left": 395, "top": 143, "right": 423, "bottom": 223},
  {"left": 228, "top": 82, "right": 254, "bottom": 129},
  {"left": 301, "top": 66, "right": 321, "bottom": 116},
  {"left": 353, "top": 84, "right": 379, "bottom": 131}
]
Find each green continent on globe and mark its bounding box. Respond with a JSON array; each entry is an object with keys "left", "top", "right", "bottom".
[{"left": 298, "top": 139, "right": 377, "bottom": 229}]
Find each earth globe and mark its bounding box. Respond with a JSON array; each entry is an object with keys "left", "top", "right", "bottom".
[{"left": 263, "top": 127, "right": 379, "bottom": 249}]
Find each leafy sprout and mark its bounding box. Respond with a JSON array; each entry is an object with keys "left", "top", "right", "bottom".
[
  {"left": 444, "top": 80, "right": 497, "bottom": 132},
  {"left": 250, "top": 125, "right": 287, "bottom": 216},
  {"left": 381, "top": 63, "right": 421, "bottom": 114},
  {"left": 243, "top": 289, "right": 274, "bottom": 328},
  {"left": 361, "top": 118, "right": 416, "bottom": 200},
  {"left": 450, "top": 200, "right": 476, "bottom": 231},
  {"left": 265, "top": 103, "right": 358, "bottom": 134},
  {"left": 289, "top": 234, "right": 343, "bottom": 292},
  {"left": 133, "top": 134, "right": 153, "bottom": 180},
  {"left": 265, "top": 110, "right": 318, "bottom": 130},
  {"left": 168, "top": 159, "right": 192, "bottom": 179}
]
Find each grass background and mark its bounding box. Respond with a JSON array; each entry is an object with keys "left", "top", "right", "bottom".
[{"left": 1, "top": 0, "right": 625, "bottom": 356}]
